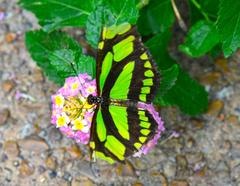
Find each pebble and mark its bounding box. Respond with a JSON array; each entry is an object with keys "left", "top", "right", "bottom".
[
  {"left": 67, "top": 145, "right": 82, "bottom": 159},
  {"left": 32, "top": 68, "right": 44, "bottom": 82},
  {"left": 71, "top": 178, "right": 95, "bottom": 186},
  {"left": 19, "top": 160, "right": 35, "bottom": 177},
  {"left": 163, "top": 160, "right": 176, "bottom": 178},
  {"left": 0, "top": 108, "right": 10, "bottom": 125},
  {"left": 116, "top": 161, "right": 136, "bottom": 177},
  {"left": 227, "top": 115, "right": 239, "bottom": 125},
  {"left": 132, "top": 182, "right": 144, "bottom": 186},
  {"left": 48, "top": 170, "right": 57, "bottom": 178},
  {"left": 3, "top": 140, "right": 19, "bottom": 159},
  {"left": 175, "top": 155, "right": 188, "bottom": 177},
  {"left": 48, "top": 126, "right": 63, "bottom": 142},
  {"left": 200, "top": 71, "right": 221, "bottom": 85},
  {"left": 45, "top": 156, "right": 57, "bottom": 170},
  {"left": 5, "top": 32, "right": 17, "bottom": 43},
  {"left": 2, "top": 79, "right": 16, "bottom": 93},
  {"left": 63, "top": 171, "right": 72, "bottom": 182},
  {"left": 190, "top": 119, "right": 205, "bottom": 129},
  {"left": 186, "top": 152, "right": 204, "bottom": 165},
  {"left": 18, "top": 136, "right": 49, "bottom": 153},
  {"left": 215, "top": 58, "right": 230, "bottom": 73},
  {"left": 170, "top": 180, "right": 189, "bottom": 186},
  {"left": 207, "top": 100, "right": 224, "bottom": 116}
]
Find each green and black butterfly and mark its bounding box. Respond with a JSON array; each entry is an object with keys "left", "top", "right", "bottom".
[{"left": 87, "top": 23, "right": 160, "bottom": 163}]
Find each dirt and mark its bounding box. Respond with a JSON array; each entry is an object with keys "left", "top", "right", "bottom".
[{"left": 0, "top": 0, "right": 240, "bottom": 186}]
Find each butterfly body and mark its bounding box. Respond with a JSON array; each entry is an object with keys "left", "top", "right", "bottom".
[{"left": 89, "top": 23, "right": 161, "bottom": 163}]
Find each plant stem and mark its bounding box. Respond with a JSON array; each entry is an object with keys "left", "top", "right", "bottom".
[
  {"left": 136, "top": 0, "right": 150, "bottom": 10},
  {"left": 171, "top": 0, "right": 187, "bottom": 32},
  {"left": 190, "top": 0, "right": 210, "bottom": 22}
]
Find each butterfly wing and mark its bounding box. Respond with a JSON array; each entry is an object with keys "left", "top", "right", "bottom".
[
  {"left": 90, "top": 23, "right": 160, "bottom": 163},
  {"left": 90, "top": 104, "right": 158, "bottom": 163},
  {"left": 96, "top": 23, "right": 160, "bottom": 102}
]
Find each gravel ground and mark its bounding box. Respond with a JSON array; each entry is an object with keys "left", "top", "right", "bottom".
[{"left": 0, "top": 1, "right": 240, "bottom": 186}]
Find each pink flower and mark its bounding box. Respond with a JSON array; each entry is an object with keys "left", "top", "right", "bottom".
[{"left": 51, "top": 73, "right": 96, "bottom": 144}]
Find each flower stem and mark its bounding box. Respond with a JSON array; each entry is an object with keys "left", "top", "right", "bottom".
[
  {"left": 170, "top": 0, "right": 187, "bottom": 32},
  {"left": 190, "top": 0, "right": 210, "bottom": 22},
  {"left": 136, "top": 0, "right": 150, "bottom": 10}
]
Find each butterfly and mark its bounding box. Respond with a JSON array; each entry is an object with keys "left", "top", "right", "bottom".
[{"left": 87, "top": 23, "right": 160, "bottom": 163}]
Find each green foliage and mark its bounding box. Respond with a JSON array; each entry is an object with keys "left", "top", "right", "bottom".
[
  {"left": 146, "top": 33, "right": 208, "bottom": 115},
  {"left": 25, "top": 30, "right": 96, "bottom": 85},
  {"left": 137, "top": 0, "right": 175, "bottom": 36},
  {"left": 216, "top": 0, "right": 240, "bottom": 57},
  {"left": 20, "top": 0, "right": 240, "bottom": 116},
  {"left": 179, "top": 20, "right": 220, "bottom": 57},
  {"left": 19, "top": 0, "right": 97, "bottom": 32}
]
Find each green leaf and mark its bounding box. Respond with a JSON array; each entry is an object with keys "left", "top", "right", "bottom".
[
  {"left": 25, "top": 30, "right": 96, "bottom": 85},
  {"left": 106, "top": 0, "right": 139, "bottom": 25},
  {"left": 19, "top": 0, "right": 96, "bottom": 32},
  {"left": 49, "top": 49, "right": 96, "bottom": 79},
  {"left": 159, "top": 69, "right": 208, "bottom": 115},
  {"left": 86, "top": 6, "right": 115, "bottom": 48},
  {"left": 216, "top": 0, "right": 240, "bottom": 57},
  {"left": 137, "top": 0, "right": 175, "bottom": 36},
  {"left": 146, "top": 33, "right": 208, "bottom": 115},
  {"left": 179, "top": 20, "right": 220, "bottom": 57},
  {"left": 155, "top": 64, "right": 179, "bottom": 98},
  {"left": 155, "top": 64, "right": 179, "bottom": 101},
  {"left": 86, "top": 0, "right": 139, "bottom": 48}
]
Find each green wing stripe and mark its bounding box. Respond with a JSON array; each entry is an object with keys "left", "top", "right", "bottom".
[
  {"left": 104, "top": 135, "right": 125, "bottom": 161},
  {"left": 109, "top": 106, "right": 130, "bottom": 140},
  {"left": 95, "top": 151, "right": 115, "bottom": 164},
  {"left": 96, "top": 110, "right": 107, "bottom": 142},
  {"left": 110, "top": 62, "right": 135, "bottom": 99},
  {"left": 100, "top": 52, "right": 113, "bottom": 92},
  {"left": 113, "top": 36, "right": 135, "bottom": 62}
]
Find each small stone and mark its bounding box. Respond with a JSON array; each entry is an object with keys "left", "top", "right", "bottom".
[
  {"left": 45, "top": 156, "right": 57, "bottom": 170},
  {"left": 227, "top": 115, "right": 239, "bottom": 125},
  {"left": 163, "top": 160, "right": 176, "bottom": 178},
  {"left": 13, "top": 160, "right": 20, "bottom": 167},
  {"left": 2, "top": 80, "right": 16, "bottom": 93},
  {"left": 49, "top": 170, "right": 57, "bottom": 178},
  {"left": 207, "top": 100, "right": 224, "bottom": 116},
  {"left": 215, "top": 58, "right": 230, "bottom": 73},
  {"left": 67, "top": 145, "right": 82, "bottom": 159},
  {"left": 190, "top": 119, "right": 205, "bottom": 129},
  {"left": 63, "top": 171, "right": 72, "bottom": 182},
  {"left": 18, "top": 136, "right": 49, "bottom": 153},
  {"left": 32, "top": 68, "right": 44, "bottom": 82},
  {"left": 5, "top": 32, "right": 17, "bottom": 43},
  {"left": 72, "top": 179, "right": 95, "bottom": 186},
  {"left": 195, "top": 166, "right": 208, "bottom": 177},
  {"left": 116, "top": 161, "right": 136, "bottom": 177},
  {"left": 200, "top": 71, "right": 221, "bottom": 85},
  {"left": 3, "top": 140, "right": 19, "bottom": 159},
  {"left": 19, "top": 160, "right": 35, "bottom": 177},
  {"left": 176, "top": 155, "right": 189, "bottom": 177},
  {"left": 186, "top": 137, "right": 195, "bottom": 148},
  {"left": 132, "top": 182, "right": 144, "bottom": 186},
  {"left": 48, "top": 126, "right": 62, "bottom": 142},
  {"left": 170, "top": 180, "right": 189, "bottom": 186},
  {"left": 38, "top": 165, "right": 46, "bottom": 174},
  {"left": 186, "top": 152, "right": 204, "bottom": 165},
  {"left": 150, "top": 172, "right": 168, "bottom": 186},
  {"left": 0, "top": 108, "right": 10, "bottom": 125}
]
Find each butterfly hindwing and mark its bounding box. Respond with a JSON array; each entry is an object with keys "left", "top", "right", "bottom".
[
  {"left": 96, "top": 23, "right": 160, "bottom": 102},
  {"left": 90, "top": 104, "right": 158, "bottom": 163}
]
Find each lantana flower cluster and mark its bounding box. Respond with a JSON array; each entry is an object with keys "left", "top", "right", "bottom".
[
  {"left": 51, "top": 73, "right": 97, "bottom": 144},
  {"left": 51, "top": 73, "right": 165, "bottom": 159}
]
